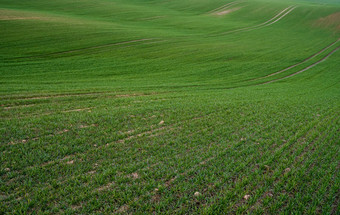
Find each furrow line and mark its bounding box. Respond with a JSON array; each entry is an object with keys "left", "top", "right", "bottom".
[
  {"left": 198, "top": 110, "right": 336, "bottom": 213},
  {"left": 143, "top": 109, "right": 334, "bottom": 212},
  {"left": 262, "top": 121, "right": 339, "bottom": 214},
  {"left": 245, "top": 113, "right": 339, "bottom": 213}
]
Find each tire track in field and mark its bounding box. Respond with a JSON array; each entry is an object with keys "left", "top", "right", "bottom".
[
  {"left": 6, "top": 38, "right": 158, "bottom": 60},
  {"left": 252, "top": 39, "right": 340, "bottom": 81},
  {"left": 5, "top": 92, "right": 154, "bottom": 101},
  {"left": 263, "top": 6, "right": 296, "bottom": 27},
  {"left": 212, "top": 5, "right": 296, "bottom": 36},
  {"left": 260, "top": 45, "right": 340, "bottom": 85},
  {"left": 206, "top": 1, "right": 240, "bottom": 14},
  {"left": 211, "top": 2, "right": 243, "bottom": 15}
]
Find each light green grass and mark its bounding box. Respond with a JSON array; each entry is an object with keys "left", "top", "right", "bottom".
[{"left": 1, "top": 0, "right": 339, "bottom": 214}]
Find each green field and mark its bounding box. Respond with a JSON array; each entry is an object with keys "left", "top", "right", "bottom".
[{"left": 1, "top": 0, "right": 339, "bottom": 214}]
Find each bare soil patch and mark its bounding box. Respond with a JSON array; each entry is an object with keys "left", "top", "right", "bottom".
[
  {"left": 215, "top": 7, "right": 241, "bottom": 16},
  {"left": 0, "top": 16, "right": 42, "bottom": 21},
  {"left": 0, "top": 9, "right": 45, "bottom": 21},
  {"left": 314, "top": 12, "right": 340, "bottom": 31}
]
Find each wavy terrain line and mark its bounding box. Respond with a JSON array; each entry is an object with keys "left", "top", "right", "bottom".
[
  {"left": 253, "top": 39, "right": 340, "bottom": 81},
  {"left": 7, "top": 38, "right": 158, "bottom": 60},
  {"left": 260, "top": 46, "right": 340, "bottom": 85}
]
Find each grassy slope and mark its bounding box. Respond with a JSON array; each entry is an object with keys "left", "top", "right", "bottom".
[{"left": 0, "top": 0, "right": 339, "bottom": 214}]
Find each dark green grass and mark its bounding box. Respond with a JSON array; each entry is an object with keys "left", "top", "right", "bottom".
[{"left": 1, "top": 0, "right": 339, "bottom": 214}]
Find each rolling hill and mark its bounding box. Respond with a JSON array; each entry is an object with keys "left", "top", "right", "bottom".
[{"left": 1, "top": 0, "right": 339, "bottom": 214}]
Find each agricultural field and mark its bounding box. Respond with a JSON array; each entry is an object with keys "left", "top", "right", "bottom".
[{"left": 1, "top": 0, "right": 339, "bottom": 214}]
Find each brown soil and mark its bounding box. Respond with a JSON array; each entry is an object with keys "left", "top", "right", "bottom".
[
  {"left": 314, "top": 12, "right": 340, "bottom": 31},
  {"left": 0, "top": 9, "right": 45, "bottom": 21},
  {"left": 215, "top": 7, "right": 241, "bottom": 16}
]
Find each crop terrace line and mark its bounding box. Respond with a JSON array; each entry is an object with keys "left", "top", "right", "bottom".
[
  {"left": 295, "top": 115, "right": 339, "bottom": 167},
  {"left": 130, "top": 115, "right": 314, "bottom": 210},
  {"left": 195, "top": 111, "right": 336, "bottom": 212},
  {"left": 50, "top": 124, "right": 209, "bottom": 207},
  {"left": 184, "top": 108, "right": 335, "bottom": 206},
  {"left": 243, "top": 114, "right": 339, "bottom": 213},
  {"left": 14, "top": 111, "right": 332, "bottom": 212},
  {"left": 94, "top": 143, "right": 225, "bottom": 212},
  {"left": 167, "top": 106, "right": 330, "bottom": 190},
  {"left": 259, "top": 117, "right": 339, "bottom": 214}
]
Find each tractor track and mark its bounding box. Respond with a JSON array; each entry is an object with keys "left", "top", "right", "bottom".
[
  {"left": 212, "top": 5, "right": 296, "bottom": 36},
  {"left": 207, "top": 1, "right": 240, "bottom": 14},
  {"left": 260, "top": 46, "right": 340, "bottom": 85},
  {"left": 5, "top": 38, "right": 158, "bottom": 60},
  {"left": 252, "top": 39, "right": 340, "bottom": 81}
]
